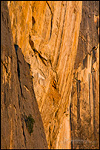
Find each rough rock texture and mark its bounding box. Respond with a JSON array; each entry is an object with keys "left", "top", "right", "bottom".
[
  {"left": 1, "top": 1, "right": 48, "bottom": 149},
  {"left": 74, "top": 1, "right": 99, "bottom": 69},
  {"left": 7, "top": 1, "right": 82, "bottom": 149},
  {"left": 1, "top": 1, "right": 99, "bottom": 149},
  {"left": 70, "top": 1, "right": 99, "bottom": 149},
  {"left": 70, "top": 45, "right": 99, "bottom": 149}
]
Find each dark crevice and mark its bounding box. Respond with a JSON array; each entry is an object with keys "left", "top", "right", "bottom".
[
  {"left": 70, "top": 103, "right": 73, "bottom": 149},
  {"left": 49, "top": 59, "right": 52, "bottom": 67},
  {"left": 17, "top": 61, "right": 20, "bottom": 79},
  {"left": 32, "top": 16, "right": 35, "bottom": 27},
  {"left": 38, "top": 53, "right": 47, "bottom": 66},
  {"left": 14, "top": 44, "right": 19, "bottom": 53},
  {"left": 23, "top": 130, "right": 26, "bottom": 146},
  {"left": 27, "top": 62, "right": 31, "bottom": 69},
  {"left": 17, "top": 61, "right": 24, "bottom": 98},
  {"left": 50, "top": 140, "right": 52, "bottom": 149},
  {"left": 14, "top": 44, "right": 25, "bottom": 98},
  {"left": 52, "top": 80, "right": 57, "bottom": 89},
  {"left": 46, "top": 1, "right": 53, "bottom": 40},
  {"left": 18, "top": 94, "right": 20, "bottom": 108},
  {"left": 76, "top": 78, "right": 82, "bottom": 148},
  {"left": 29, "top": 35, "right": 47, "bottom": 66},
  {"left": 22, "top": 123, "right": 26, "bottom": 146},
  {"left": 55, "top": 109, "right": 58, "bottom": 118},
  {"left": 50, "top": 15, "right": 53, "bottom": 39}
]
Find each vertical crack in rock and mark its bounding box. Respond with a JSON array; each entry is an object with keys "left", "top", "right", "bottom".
[
  {"left": 21, "top": 119, "right": 26, "bottom": 147},
  {"left": 16, "top": 57, "right": 24, "bottom": 98},
  {"left": 46, "top": 1, "right": 53, "bottom": 40},
  {"left": 76, "top": 79, "right": 81, "bottom": 148},
  {"left": 14, "top": 44, "right": 25, "bottom": 99},
  {"left": 55, "top": 2, "right": 67, "bottom": 68},
  {"left": 70, "top": 102, "right": 73, "bottom": 149}
]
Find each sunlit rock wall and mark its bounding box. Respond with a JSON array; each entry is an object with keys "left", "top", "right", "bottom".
[
  {"left": 3, "top": 1, "right": 99, "bottom": 149},
  {"left": 7, "top": 1, "right": 82, "bottom": 149},
  {"left": 1, "top": 1, "right": 48, "bottom": 149}
]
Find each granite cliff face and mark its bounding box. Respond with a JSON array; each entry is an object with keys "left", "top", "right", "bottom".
[
  {"left": 1, "top": 1, "right": 48, "bottom": 149},
  {"left": 70, "top": 2, "right": 99, "bottom": 149},
  {"left": 1, "top": 1, "right": 99, "bottom": 149},
  {"left": 71, "top": 45, "right": 99, "bottom": 149}
]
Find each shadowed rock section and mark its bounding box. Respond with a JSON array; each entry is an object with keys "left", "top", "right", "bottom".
[
  {"left": 74, "top": 1, "right": 99, "bottom": 69},
  {"left": 70, "top": 1, "right": 99, "bottom": 149},
  {"left": 70, "top": 45, "right": 99, "bottom": 149},
  {"left": 1, "top": 1, "right": 99, "bottom": 149},
  {"left": 1, "top": 1, "right": 48, "bottom": 149}
]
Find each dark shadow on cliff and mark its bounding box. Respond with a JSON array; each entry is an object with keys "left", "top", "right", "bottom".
[
  {"left": 14, "top": 43, "right": 48, "bottom": 149},
  {"left": 74, "top": 1, "right": 99, "bottom": 69},
  {"left": 1, "top": 1, "right": 48, "bottom": 149}
]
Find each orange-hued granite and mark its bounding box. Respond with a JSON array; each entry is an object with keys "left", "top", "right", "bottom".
[{"left": 1, "top": 1, "right": 99, "bottom": 149}]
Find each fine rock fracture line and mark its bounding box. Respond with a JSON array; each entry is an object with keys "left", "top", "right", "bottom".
[
  {"left": 29, "top": 34, "right": 47, "bottom": 66},
  {"left": 46, "top": 1, "right": 53, "bottom": 39}
]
